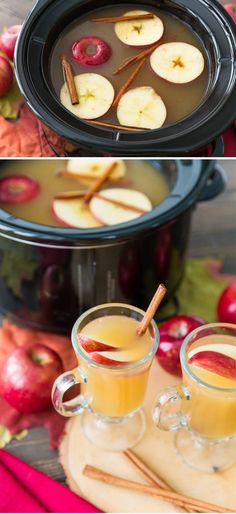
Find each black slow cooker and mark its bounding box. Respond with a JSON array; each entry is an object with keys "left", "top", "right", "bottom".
[
  {"left": 15, "top": 0, "right": 236, "bottom": 157},
  {"left": 0, "top": 160, "right": 225, "bottom": 334}
]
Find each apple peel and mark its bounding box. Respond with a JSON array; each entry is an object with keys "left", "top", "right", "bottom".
[
  {"left": 89, "top": 352, "right": 129, "bottom": 366},
  {"left": 189, "top": 350, "right": 236, "bottom": 380},
  {"left": 77, "top": 333, "right": 118, "bottom": 353}
]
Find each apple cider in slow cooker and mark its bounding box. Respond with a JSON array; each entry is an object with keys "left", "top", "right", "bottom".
[
  {"left": 50, "top": 5, "right": 209, "bottom": 130},
  {"left": 78, "top": 314, "right": 154, "bottom": 417},
  {"left": 0, "top": 159, "right": 169, "bottom": 228}
]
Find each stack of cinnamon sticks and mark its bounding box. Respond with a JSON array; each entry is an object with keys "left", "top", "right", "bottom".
[{"left": 83, "top": 449, "right": 233, "bottom": 513}]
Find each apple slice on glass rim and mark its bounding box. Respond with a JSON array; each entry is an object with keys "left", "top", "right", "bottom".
[
  {"left": 150, "top": 42, "right": 205, "bottom": 84},
  {"left": 115, "top": 10, "right": 164, "bottom": 47},
  {"left": 117, "top": 87, "right": 167, "bottom": 130},
  {"left": 77, "top": 333, "right": 118, "bottom": 353},
  {"left": 52, "top": 197, "right": 102, "bottom": 228},
  {"left": 90, "top": 188, "right": 152, "bottom": 226},
  {"left": 188, "top": 350, "right": 236, "bottom": 380},
  {"left": 65, "top": 158, "right": 126, "bottom": 184},
  {"left": 60, "top": 73, "right": 115, "bottom": 119}
]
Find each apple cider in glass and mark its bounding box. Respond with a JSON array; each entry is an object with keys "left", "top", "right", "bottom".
[
  {"left": 50, "top": 5, "right": 209, "bottom": 130},
  {"left": 183, "top": 333, "right": 236, "bottom": 439},
  {"left": 78, "top": 314, "right": 154, "bottom": 417}
]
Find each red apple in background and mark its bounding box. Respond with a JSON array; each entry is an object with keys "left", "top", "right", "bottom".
[
  {"left": 1, "top": 344, "right": 63, "bottom": 413},
  {"left": 0, "top": 56, "right": 13, "bottom": 97},
  {"left": 157, "top": 315, "right": 206, "bottom": 376},
  {"left": 0, "top": 25, "right": 22, "bottom": 60},
  {"left": 224, "top": 4, "right": 236, "bottom": 23},
  {"left": 217, "top": 282, "right": 236, "bottom": 323}
]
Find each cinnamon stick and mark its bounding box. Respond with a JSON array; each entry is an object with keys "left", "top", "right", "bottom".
[
  {"left": 54, "top": 191, "right": 85, "bottom": 200},
  {"left": 61, "top": 56, "right": 79, "bottom": 105},
  {"left": 123, "top": 450, "right": 191, "bottom": 513},
  {"left": 137, "top": 283, "right": 167, "bottom": 336},
  {"left": 57, "top": 170, "right": 97, "bottom": 181},
  {"left": 112, "top": 57, "right": 146, "bottom": 108},
  {"left": 94, "top": 193, "right": 149, "bottom": 214},
  {"left": 113, "top": 41, "right": 161, "bottom": 75},
  {"left": 87, "top": 119, "right": 147, "bottom": 132},
  {"left": 83, "top": 162, "right": 117, "bottom": 203},
  {"left": 91, "top": 14, "right": 155, "bottom": 23},
  {"left": 83, "top": 465, "right": 233, "bottom": 513}
]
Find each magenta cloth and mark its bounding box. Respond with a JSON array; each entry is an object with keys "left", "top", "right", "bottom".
[{"left": 0, "top": 450, "right": 101, "bottom": 513}]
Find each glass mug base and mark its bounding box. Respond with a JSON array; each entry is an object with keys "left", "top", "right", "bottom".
[
  {"left": 175, "top": 427, "right": 236, "bottom": 473},
  {"left": 81, "top": 408, "right": 146, "bottom": 452}
]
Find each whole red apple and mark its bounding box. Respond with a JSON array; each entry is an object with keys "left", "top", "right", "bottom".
[
  {"left": 0, "top": 25, "right": 22, "bottom": 60},
  {"left": 217, "top": 282, "right": 236, "bottom": 323},
  {"left": 224, "top": 4, "right": 236, "bottom": 23},
  {"left": 157, "top": 315, "right": 206, "bottom": 376},
  {"left": 1, "top": 344, "right": 63, "bottom": 413},
  {"left": 0, "top": 56, "right": 13, "bottom": 97}
]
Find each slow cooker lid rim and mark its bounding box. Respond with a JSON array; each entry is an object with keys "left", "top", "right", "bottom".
[
  {"left": 14, "top": 0, "right": 236, "bottom": 152},
  {"left": 0, "top": 160, "right": 214, "bottom": 245}
]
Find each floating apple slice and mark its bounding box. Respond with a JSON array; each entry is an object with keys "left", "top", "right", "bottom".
[
  {"left": 60, "top": 73, "right": 115, "bottom": 119},
  {"left": 66, "top": 158, "right": 126, "bottom": 184},
  {"left": 77, "top": 333, "right": 118, "bottom": 353},
  {"left": 189, "top": 351, "right": 236, "bottom": 380},
  {"left": 115, "top": 10, "right": 164, "bottom": 47},
  {"left": 117, "top": 87, "right": 167, "bottom": 130},
  {"left": 52, "top": 197, "right": 102, "bottom": 228},
  {"left": 90, "top": 188, "right": 152, "bottom": 225},
  {"left": 0, "top": 175, "right": 40, "bottom": 204},
  {"left": 150, "top": 42, "right": 205, "bottom": 84},
  {"left": 89, "top": 352, "right": 129, "bottom": 366}
]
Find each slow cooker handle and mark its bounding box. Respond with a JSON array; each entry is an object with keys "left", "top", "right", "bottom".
[{"left": 198, "top": 165, "right": 227, "bottom": 202}]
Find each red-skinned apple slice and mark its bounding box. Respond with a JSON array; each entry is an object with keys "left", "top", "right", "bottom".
[
  {"left": 188, "top": 351, "right": 236, "bottom": 380},
  {"left": 60, "top": 73, "right": 114, "bottom": 119},
  {"left": 0, "top": 175, "right": 40, "bottom": 203},
  {"left": 117, "top": 87, "right": 167, "bottom": 129},
  {"left": 77, "top": 333, "right": 118, "bottom": 353},
  {"left": 53, "top": 197, "right": 102, "bottom": 228},
  {"left": 90, "top": 188, "right": 152, "bottom": 225},
  {"left": 150, "top": 42, "right": 205, "bottom": 84},
  {"left": 89, "top": 352, "right": 129, "bottom": 366},
  {"left": 115, "top": 10, "right": 164, "bottom": 47}
]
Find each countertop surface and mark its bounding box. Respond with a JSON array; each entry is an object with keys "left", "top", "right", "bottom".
[{"left": 4, "top": 160, "right": 236, "bottom": 485}]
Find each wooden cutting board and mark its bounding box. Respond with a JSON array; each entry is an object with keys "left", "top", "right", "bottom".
[{"left": 60, "top": 360, "right": 236, "bottom": 513}]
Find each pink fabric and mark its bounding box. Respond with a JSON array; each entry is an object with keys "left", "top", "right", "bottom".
[{"left": 0, "top": 450, "right": 101, "bottom": 513}]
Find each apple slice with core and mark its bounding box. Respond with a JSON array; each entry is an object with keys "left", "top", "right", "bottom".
[
  {"left": 188, "top": 351, "right": 236, "bottom": 380},
  {"left": 115, "top": 10, "right": 164, "bottom": 47},
  {"left": 66, "top": 158, "right": 126, "bottom": 184},
  {"left": 60, "top": 73, "right": 115, "bottom": 119},
  {"left": 90, "top": 188, "right": 152, "bottom": 225},
  {"left": 77, "top": 333, "right": 118, "bottom": 353},
  {"left": 150, "top": 42, "right": 205, "bottom": 84},
  {"left": 53, "top": 197, "right": 102, "bottom": 228},
  {"left": 117, "top": 86, "right": 167, "bottom": 129},
  {"left": 0, "top": 175, "right": 40, "bottom": 203}
]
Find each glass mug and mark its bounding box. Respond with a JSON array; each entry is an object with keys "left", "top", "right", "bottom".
[
  {"left": 153, "top": 323, "right": 236, "bottom": 472},
  {"left": 52, "top": 303, "right": 159, "bottom": 451}
]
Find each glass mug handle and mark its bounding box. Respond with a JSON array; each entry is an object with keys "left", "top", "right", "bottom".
[
  {"left": 153, "top": 385, "right": 190, "bottom": 431},
  {"left": 51, "top": 367, "right": 89, "bottom": 417}
]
